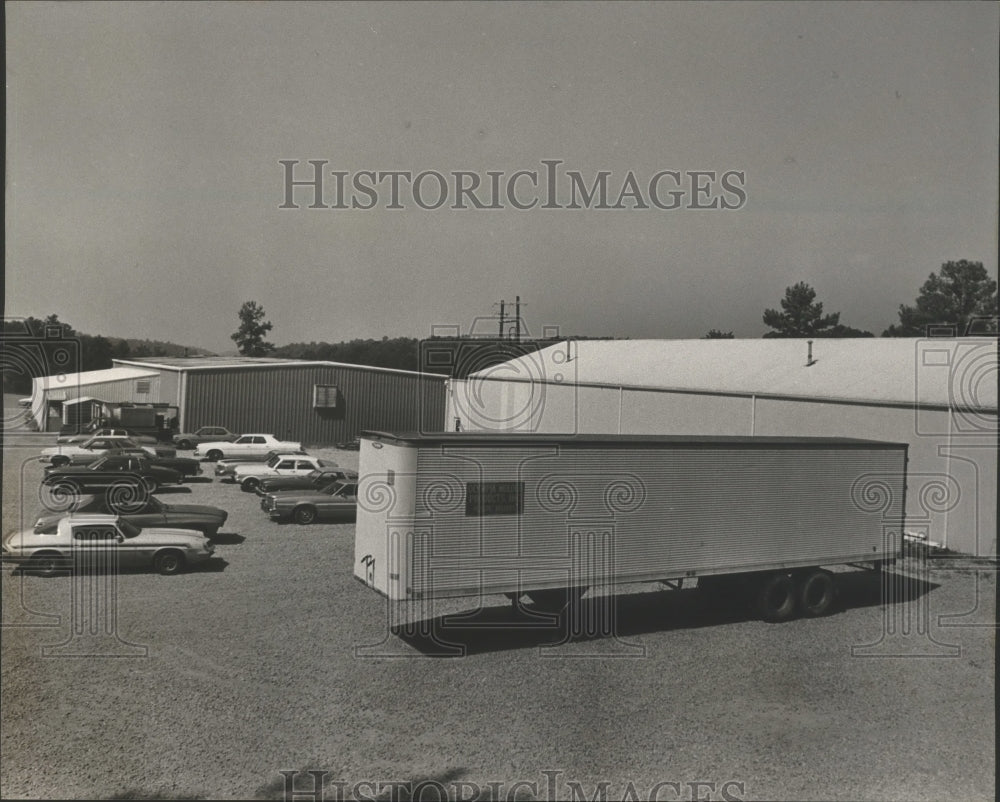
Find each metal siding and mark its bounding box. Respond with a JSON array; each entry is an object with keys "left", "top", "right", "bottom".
[
  {"left": 459, "top": 371, "right": 995, "bottom": 557},
  {"left": 46, "top": 376, "right": 161, "bottom": 405},
  {"left": 754, "top": 398, "right": 984, "bottom": 554},
  {"left": 621, "top": 390, "right": 751, "bottom": 435},
  {"left": 156, "top": 370, "right": 180, "bottom": 405},
  {"left": 407, "top": 442, "right": 905, "bottom": 598},
  {"left": 184, "top": 365, "right": 446, "bottom": 446}
]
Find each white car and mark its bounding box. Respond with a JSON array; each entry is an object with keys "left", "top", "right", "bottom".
[
  {"left": 39, "top": 435, "right": 159, "bottom": 467},
  {"left": 57, "top": 427, "right": 158, "bottom": 445},
  {"left": 1, "top": 514, "right": 215, "bottom": 576},
  {"left": 193, "top": 434, "right": 302, "bottom": 461},
  {"left": 232, "top": 455, "right": 338, "bottom": 492}
]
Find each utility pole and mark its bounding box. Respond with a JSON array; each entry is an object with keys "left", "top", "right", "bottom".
[
  {"left": 514, "top": 295, "right": 521, "bottom": 342},
  {"left": 497, "top": 300, "right": 505, "bottom": 338}
]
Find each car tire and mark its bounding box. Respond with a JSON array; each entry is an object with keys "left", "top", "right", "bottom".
[
  {"left": 177, "top": 440, "right": 193, "bottom": 450},
  {"left": 206, "top": 450, "right": 223, "bottom": 462},
  {"left": 154, "top": 550, "right": 185, "bottom": 575},
  {"left": 294, "top": 506, "right": 317, "bottom": 525},
  {"left": 241, "top": 477, "right": 260, "bottom": 493},
  {"left": 144, "top": 478, "right": 159, "bottom": 494},
  {"left": 29, "top": 552, "right": 63, "bottom": 577}
]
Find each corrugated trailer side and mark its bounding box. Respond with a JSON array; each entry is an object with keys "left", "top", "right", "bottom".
[{"left": 355, "top": 433, "right": 907, "bottom": 610}]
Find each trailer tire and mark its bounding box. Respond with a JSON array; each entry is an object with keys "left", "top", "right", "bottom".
[
  {"left": 527, "top": 586, "right": 587, "bottom": 614},
  {"left": 797, "top": 569, "right": 836, "bottom": 617},
  {"left": 755, "top": 573, "right": 797, "bottom": 622}
]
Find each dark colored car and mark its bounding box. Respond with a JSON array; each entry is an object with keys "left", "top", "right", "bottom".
[
  {"left": 40, "top": 436, "right": 175, "bottom": 468},
  {"left": 173, "top": 426, "right": 240, "bottom": 450},
  {"left": 41, "top": 454, "right": 183, "bottom": 496},
  {"left": 260, "top": 481, "right": 358, "bottom": 524},
  {"left": 335, "top": 438, "right": 361, "bottom": 450},
  {"left": 145, "top": 454, "right": 203, "bottom": 478},
  {"left": 255, "top": 468, "right": 360, "bottom": 496},
  {"left": 33, "top": 494, "right": 228, "bottom": 538}
]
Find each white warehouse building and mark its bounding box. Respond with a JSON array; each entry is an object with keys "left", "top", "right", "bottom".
[{"left": 447, "top": 338, "right": 998, "bottom": 557}]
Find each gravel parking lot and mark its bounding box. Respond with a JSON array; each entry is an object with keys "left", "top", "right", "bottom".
[{"left": 1, "top": 415, "right": 995, "bottom": 801}]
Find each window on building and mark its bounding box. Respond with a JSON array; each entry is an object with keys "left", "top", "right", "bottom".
[
  {"left": 465, "top": 481, "right": 524, "bottom": 517},
  {"left": 135, "top": 380, "right": 151, "bottom": 394},
  {"left": 313, "top": 385, "right": 338, "bottom": 409}
]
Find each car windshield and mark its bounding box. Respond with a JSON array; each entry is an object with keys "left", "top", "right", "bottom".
[
  {"left": 118, "top": 520, "right": 141, "bottom": 538},
  {"left": 266, "top": 455, "right": 283, "bottom": 467}
]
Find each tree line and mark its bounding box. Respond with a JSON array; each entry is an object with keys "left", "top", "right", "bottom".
[
  {"left": 4, "top": 261, "right": 994, "bottom": 394},
  {"left": 706, "top": 259, "right": 996, "bottom": 339},
  {"left": 0, "top": 315, "right": 203, "bottom": 394}
]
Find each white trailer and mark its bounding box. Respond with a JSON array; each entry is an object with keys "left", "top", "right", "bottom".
[{"left": 354, "top": 432, "right": 907, "bottom": 621}]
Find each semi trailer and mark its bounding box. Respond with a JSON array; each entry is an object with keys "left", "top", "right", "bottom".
[{"left": 354, "top": 432, "right": 907, "bottom": 622}]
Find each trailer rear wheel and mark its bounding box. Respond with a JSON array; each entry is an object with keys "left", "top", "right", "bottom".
[
  {"left": 527, "top": 586, "right": 587, "bottom": 614},
  {"left": 797, "top": 569, "right": 836, "bottom": 617},
  {"left": 755, "top": 573, "right": 797, "bottom": 622}
]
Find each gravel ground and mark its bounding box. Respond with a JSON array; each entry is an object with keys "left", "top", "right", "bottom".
[{"left": 1, "top": 404, "right": 995, "bottom": 801}]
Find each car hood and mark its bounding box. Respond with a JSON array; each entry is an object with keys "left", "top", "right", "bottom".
[
  {"left": 140, "top": 527, "right": 211, "bottom": 543},
  {"left": 3, "top": 528, "right": 49, "bottom": 551},
  {"left": 44, "top": 466, "right": 100, "bottom": 476},
  {"left": 160, "top": 504, "right": 227, "bottom": 521},
  {"left": 267, "top": 491, "right": 337, "bottom": 504},
  {"left": 40, "top": 445, "right": 84, "bottom": 456}
]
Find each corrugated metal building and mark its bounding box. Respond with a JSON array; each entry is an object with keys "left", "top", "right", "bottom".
[
  {"left": 28, "top": 366, "right": 163, "bottom": 430},
  {"left": 107, "top": 357, "right": 447, "bottom": 446},
  {"left": 447, "top": 338, "right": 998, "bottom": 557}
]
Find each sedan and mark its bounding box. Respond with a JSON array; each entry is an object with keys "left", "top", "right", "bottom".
[
  {"left": 41, "top": 455, "right": 183, "bottom": 497},
  {"left": 173, "top": 426, "right": 240, "bottom": 450},
  {"left": 256, "top": 468, "right": 359, "bottom": 496},
  {"left": 1, "top": 514, "right": 215, "bottom": 576},
  {"left": 33, "top": 494, "right": 228, "bottom": 538},
  {"left": 213, "top": 450, "right": 308, "bottom": 478},
  {"left": 260, "top": 481, "right": 358, "bottom": 525}
]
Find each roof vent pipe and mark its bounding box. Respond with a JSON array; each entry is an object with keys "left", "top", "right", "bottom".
[{"left": 806, "top": 340, "right": 816, "bottom": 367}]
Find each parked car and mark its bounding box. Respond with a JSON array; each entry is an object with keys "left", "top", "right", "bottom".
[
  {"left": 173, "top": 426, "right": 240, "bottom": 450},
  {"left": 44, "top": 449, "right": 199, "bottom": 479},
  {"left": 40, "top": 436, "right": 175, "bottom": 468},
  {"left": 193, "top": 434, "right": 303, "bottom": 462},
  {"left": 231, "top": 455, "right": 339, "bottom": 492},
  {"left": 41, "top": 454, "right": 183, "bottom": 497},
  {"left": 57, "top": 427, "right": 158, "bottom": 446},
  {"left": 213, "top": 449, "right": 308, "bottom": 478},
  {"left": 260, "top": 481, "right": 358, "bottom": 524},
  {"left": 33, "top": 494, "right": 228, "bottom": 538},
  {"left": 256, "top": 468, "right": 359, "bottom": 496},
  {"left": 1, "top": 514, "right": 215, "bottom": 576},
  {"left": 144, "top": 453, "right": 203, "bottom": 478},
  {"left": 336, "top": 438, "right": 361, "bottom": 450}
]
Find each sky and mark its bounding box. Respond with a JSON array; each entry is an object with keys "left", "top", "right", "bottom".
[{"left": 5, "top": 1, "right": 998, "bottom": 354}]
